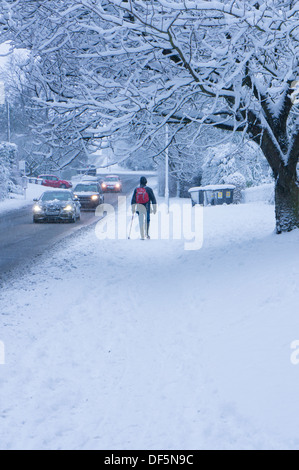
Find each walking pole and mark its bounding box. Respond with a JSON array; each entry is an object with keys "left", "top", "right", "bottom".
[{"left": 128, "top": 212, "right": 135, "bottom": 239}]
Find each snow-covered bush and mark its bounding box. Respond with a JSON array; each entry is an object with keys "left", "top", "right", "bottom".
[
  {"left": 0, "top": 162, "right": 10, "bottom": 200},
  {"left": 223, "top": 172, "right": 246, "bottom": 204},
  {"left": 0, "top": 142, "right": 19, "bottom": 200}
]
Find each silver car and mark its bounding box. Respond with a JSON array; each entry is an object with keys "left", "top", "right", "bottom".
[{"left": 33, "top": 190, "right": 81, "bottom": 223}]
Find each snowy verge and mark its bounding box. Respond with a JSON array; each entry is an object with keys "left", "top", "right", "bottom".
[
  {"left": 0, "top": 196, "right": 31, "bottom": 215},
  {"left": 0, "top": 184, "right": 68, "bottom": 216},
  {"left": 242, "top": 183, "right": 274, "bottom": 204}
]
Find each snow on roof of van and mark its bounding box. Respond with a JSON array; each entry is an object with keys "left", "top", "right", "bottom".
[{"left": 188, "top": 184, "right": 236, "bottom": 192}]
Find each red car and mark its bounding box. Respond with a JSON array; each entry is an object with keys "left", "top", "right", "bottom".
[
  {"left": 101, "top": 175, "right": 122, "bottom": 193},
  {"left": 38, "top": 174, "right": 73, "bottom": 189}
]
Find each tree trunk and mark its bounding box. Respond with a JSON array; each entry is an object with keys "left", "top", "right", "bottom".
[
  {"left": 257, "top": 127, "right": 299, "bottom": 234},
  {"left": 275, "top": 176, "right": 299, "bottom": 233}
]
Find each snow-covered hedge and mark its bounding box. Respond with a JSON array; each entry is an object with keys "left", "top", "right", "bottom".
[
  {"left": 241, "top": 183, "right": 275, "bottom": 204},
  {"left": 0, "top": 142, "right": 19, "bottom": 200}
]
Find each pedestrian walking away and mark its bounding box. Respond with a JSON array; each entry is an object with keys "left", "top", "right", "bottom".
[{"left": 131, "top": 177, "right": 157, "bottom": 240}]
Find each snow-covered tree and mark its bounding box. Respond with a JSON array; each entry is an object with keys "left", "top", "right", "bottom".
[
  {"left": 1, "top": 0, "right": 299, "bottom": 232},
  {"left": 0, "top": 50, "right": 87, "bottom": 175},
  {"left": 202, "top": 141, "right": 271, "bottom": 187},
  {"left": 223, "top": 172, "right": 246, "bottom": 204}
]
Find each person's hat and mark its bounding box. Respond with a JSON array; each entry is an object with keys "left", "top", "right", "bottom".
[{"left": 140, "top": 176, "right": 147, "bottom": 186}]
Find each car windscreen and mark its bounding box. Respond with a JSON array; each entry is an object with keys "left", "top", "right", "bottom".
[
  {"left": 41, "top": 192, "right": 72, "bottom": 201},
  {"left": 74, "top": 184, "right": 98, "bottom": 192},
  {"left": 105, "top": 177, "right": 119, "bottom": 182}
]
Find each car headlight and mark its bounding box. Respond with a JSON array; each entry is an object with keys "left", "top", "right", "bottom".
[
  {"left": 102, "top": 183, "right": 107, "bottom": 189},
  {"left": 63, "top": 204, "right": 73, "bottom": 212},
  {"left": 91, "top": 195, "right": 99, "bottom": 201},
  {"left": 33, "top": 204, "right": 43, "bottom": 213},
  {"left": 115, "top": 183, "right": 121, "bottom": 189}
]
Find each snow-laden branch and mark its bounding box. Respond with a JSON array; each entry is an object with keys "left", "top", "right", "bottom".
[{"left": 1, "top": 0, "right": 298, "bottom": 178}]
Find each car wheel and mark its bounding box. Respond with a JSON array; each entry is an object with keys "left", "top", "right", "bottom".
[{"left": 60, "top": 184, "right": 67, "bottom": 189}]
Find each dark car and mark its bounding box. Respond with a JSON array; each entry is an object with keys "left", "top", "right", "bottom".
[
  {"left": 33, "top": 190, "right": 81, "bottom": 223},
  {"left": 38, "top": 174, "right": 73, "bottom": 189},
  {"left": 73, "top": 181, "right": 105, "bottom": 210},
  {"left": 101, "top": 175, "right": 122, "bottom": 193}
]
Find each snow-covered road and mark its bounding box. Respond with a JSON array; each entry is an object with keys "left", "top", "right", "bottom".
[
  {"left": 0, "top": 175, "right": 141, "bottom": 276},
  {"left": 0, "top": 195, "right": 299, "bottom": 450}
]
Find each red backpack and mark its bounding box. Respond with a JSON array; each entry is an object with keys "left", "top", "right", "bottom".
[{"left": 136, "top": 187, "right": 150, "bottom": 204}]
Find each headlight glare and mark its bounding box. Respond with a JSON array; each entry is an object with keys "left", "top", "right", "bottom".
[{"left": 33, "top": 205, "right": 43, "bottom": 213}]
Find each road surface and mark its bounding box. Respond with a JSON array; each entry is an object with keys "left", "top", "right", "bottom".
[{"left": 0, "top": 174, "right": 144, "bottom": 278}]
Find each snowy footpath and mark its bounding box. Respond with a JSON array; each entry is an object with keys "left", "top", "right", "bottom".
[{"left": 0, "top": 194, "right": 299, "bottom": 450}]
